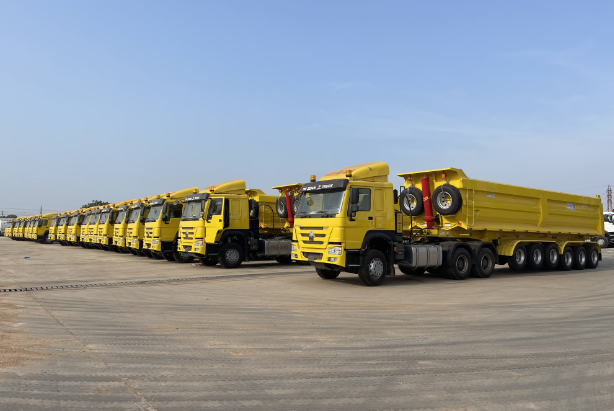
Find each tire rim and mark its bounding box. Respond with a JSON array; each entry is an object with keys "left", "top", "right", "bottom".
[
  {"left": 480, "top": 254, "right": 492, "bottom": 271},
  {"left": 532, "top": 249, "right": 542, "bottom": 265},
  {"left": 515, "top": 248, "right": 526, "bottom": 265},
  {"left": 549, "top": 248, "right": 558, "bottom": 264},
  {"left": 368, "top": 258, "right": 384, "bottom": 279},
  {"left": 436, "top": 191, "right": 453, "bottom": 210},
  {"left": 597, "top": 238, "right": 605, "bottom": 247},
  {"left": 591, "top": 250, "right": 598, "bottom": 265},
  {"left": 404, "top": 194, "right": 417, "bottom": 211},
  {"left": 277, "top": 204, "right": 285, "bottom": 215},
  {"left": 564, "top": 251, "right": 573, "bottom": 266},
  {"left": 225, "top": 248, "right": 241, "bottom": 264},
  {"left": 578, "top": 250, "right": 586, "bottom": 265},
  {"left": 456, "top": 255, "right": 469, "bottom": 273}
]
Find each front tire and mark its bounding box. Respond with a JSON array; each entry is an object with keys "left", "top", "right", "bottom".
[
  {"left": 163, "top": 252, "right": 176, "bottom": 262},
  {"left": 357, "top": 249, "right": 387, "bottom": 286},
  {"left": 199, "top": 256, "right": 218, "bottom": 266},
  {"left": 173, "top": 250, "right": 194, "bottom": 263},
  {"left": 316, "top": 268, "right": 339, "bottom": 279},
  {"left": 218, "top": 243, "right": 244, "bottom": 268}
]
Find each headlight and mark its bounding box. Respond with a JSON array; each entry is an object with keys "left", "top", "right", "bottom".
[
  {"left": 328, "top": 246, "right": 342, "bottom": 255},
  {"left": 291, "top": 244, "right": 297, "bottom": 252},
  {"left": 194, "top": 240, "right": 203, "bottom": 247},
  {"left": 153, "top": 239, "right": 159, "bottom": 245}
]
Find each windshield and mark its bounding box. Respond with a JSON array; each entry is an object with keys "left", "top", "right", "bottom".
[
  {"left": 99, "top": 212, "right": 110, "bottom": 224},
  {"left": 297, "top": 190, "right": 345, "bottom": 216},
  {"left": 69, "top": 216, "right": 79, "bottom": 226},
  {"left": 59, "top": 216, "right": 68, "bottom": 226},
  {"left": 115, "top": 210, "right": 126, "bottom": 224},
  {"left": 181, "top": 200, "right": 203, "bottom": 220},
  {"left": 50, "top": 217, "right": 58, "bottom": 227},
  {"left": 91, "top": 214, "right": 101, "bottom": 225},
  {"left": 146, "top": 205, "right": 164, "bottom": 222},
  {"left": 128, "top": 207, "right": 149, "bottom": 223},
  {"left": 38, "top": 220, "right": 45, "bottom": 227},
  {"left": 605, "top": 214, "right": 613, "bottom": 224},
  {"left": 83, "top": 215, "right": 92, "bottom": 225}
]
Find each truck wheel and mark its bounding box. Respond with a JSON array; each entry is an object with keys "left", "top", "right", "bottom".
[
  {"left": 316, "top": 268, "right": 339, "bottom": 279},
  {"left": 526, "top": 243, "right": 544, "bottom": 270},
  {"left": 276, "top": 256, "right": 292, "bottom": 264},
  {"left": 572, "top": 247, "right": 587, "bottom": 270},
  {"left": 399, "top": 187, "right": 424, "bottom": 217},
  {"left": 357, "top": 249, "right": 387, "bottom": 286},
  {"left": 276, "top": 197, "right": 288, "bottom": 218},
  {"left": 595, "top": 236, "right": 609, "bottom": 249},
  {"left": 444, "top": 248, "right": 472, "bottom": 280},
  {"left": 163, "top": 252, "right": 176, "bottom": 262},
  {"left": 508, "top": 244, "right": 527, "bottom": 271},
  {"left": 292, "top": 193, "right": 302, "bottom": 215},
  {"left": 543, "top": 243, "right": 559, "bottom": 269},
  {"left": 249, "top": 199, "right": 259, "bottom": 219},
  {"left": 152, "top": 252, "right": 164, "bottom": 260},
  {"left": 432, "top": 185, "right": 462, "bottom": 216},
  {"left": 471, "top": 248, "right": 495, "bottom": 278},
  {"left": 218, "top": 243, "right": 244, "bottom": 268},
  {"left": 173, "top": 250, "right": 194, "bottom": 263},
  {"left": 558, "top": 246, "right": 573, "bottom": 271},
  {"left": 585, "top": 246, "right": 599, "bottom": 269},
  {"left": 199, "top": 257, "right": 218, "bottom": 266},
  {"left": 398, "top": 264, "right": 425, "bottom": 275}
]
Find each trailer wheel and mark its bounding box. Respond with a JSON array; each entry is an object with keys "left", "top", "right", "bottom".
[
  {"left": 249, "top": 199, "right": 259, "bottom": 219},
  {"left": 399, "top": 187, "right": 424, "bottom": 217},
  {"left": 316, "top": 268, "right": 339, "bottom": 279},
  {"left": 218, "top": 243, "right": 244, "bottom": 268},
  {"left": 595, "top": 236, "right": 609, "bottom": 249},
  {"left": 508, "top": 244, "right": 527, "bottom": 271},
  {"left": 471, "top": 248, "right": 495, "bottom": 278},
  {"left": 526, "top": 243, "right": 544, "bottom": 270},
  {"left": 444, "top": 248, "right": 472, "bottom": 280},
  {"left": 572, "top": 247, "right": 587, "bottom": 270},
  {"left": 358, "top": 249, "right": 387, "bottom": 286},
  {"left": 558, "top": 246, "right": 573, "bottom": 271},
  {"left": 199, "top": 256, "right": 218, "bottom": 266},
  {"left": 432, "top": 185, "right": 462, "bottom": 216},
  {"left": 292, "top": 193, "right": 302, "bottom": 215},
  {"left": 543, "top": 243, "right": 559, "bottom": 269},
  {"left": 276, "top": 197, "right": 288, "bottom": 218},
  {"left": 585, "top": 246, "right": 599, "bottom": 269},
  {"left": 173, "top": 250, "right": 194, "bottom": 263},
  {"left": 275, "top": 256, "right": 292, "bottom": 264},
  {"left": 163, "top": 252, "right": 176, "bottom": 262}
]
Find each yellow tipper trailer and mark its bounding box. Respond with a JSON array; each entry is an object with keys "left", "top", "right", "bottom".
[
  {"left": 177, "top": 180, "right": 290, "bottom": 268},
  {"left": 292, "top": 162, "right": 603, "bottom": 286}
]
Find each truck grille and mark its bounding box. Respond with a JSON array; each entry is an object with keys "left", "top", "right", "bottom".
[{"left": 145, "top": 229, "right": 153, "bottom": 238}]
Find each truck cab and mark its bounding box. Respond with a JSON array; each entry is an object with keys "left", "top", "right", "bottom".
[
  {"left": 48, "top": 215, "right": 59, "bottom": 242},
  {"left": 126, "top": 198, "right": 151, "bottom": 256},
  {"left": 177, "top": 180, "right": 291, "bottom": 268},
  {"left": 600, "top": 212, "right": 614, "bottom": 248},
  {"left": 34, "top": 213, "right": 57, "bottom": 243},
  {"left": 142, "top": 188, "right": 197, "bottom": 261},
  {"left": 112, "top": 201, "right": 136, "bottom": 253},
  {"left": 79, "top": 210, "right": 93, "bottom": 247},
  {"left": 97, "top": 201, "right": 128, "bottom": 250},
  {"left": 67, "top": 210, "right": 85, "bottom": 245},
  {"left": 57, "top": 212, "right": 71, "bottom": 245}
]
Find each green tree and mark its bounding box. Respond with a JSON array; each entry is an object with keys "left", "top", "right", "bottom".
[
  {"left": 81, "top": 200, "right": 110, "bottom": 208},
  {"left": 1, "top": 214, "right": 17, "bottom": 218}
]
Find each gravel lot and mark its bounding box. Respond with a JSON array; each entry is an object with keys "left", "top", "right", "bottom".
[{"left": 1, "top": 237, "right": 614, "bottom": 410}]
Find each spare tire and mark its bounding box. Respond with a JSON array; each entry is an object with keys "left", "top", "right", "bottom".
[
  {"left": 432, "top": 184, "right": 462, "bottom": 215},
  {"left": 292, "top": 193, "right": 302, "bottom": 215},
  {"left": 400, "top": 187, "right": 424, "bottom": 216},
  {"left": 276, "top": 197, "right": 288, "bottom": 218},
  {"left": 249, "top": 199, "right": 259, "bottom": 219}
]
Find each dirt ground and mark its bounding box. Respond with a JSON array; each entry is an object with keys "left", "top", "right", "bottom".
[{"left": 1, "top": 237, "right": 614, "bottom": 410}]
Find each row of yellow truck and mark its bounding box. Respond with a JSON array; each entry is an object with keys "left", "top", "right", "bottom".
[{"left": 5, "top": 163, "right": 606, "bottom": 285}]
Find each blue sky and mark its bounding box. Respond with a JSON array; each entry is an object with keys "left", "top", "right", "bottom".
[{"left": 1, "top": 1, "right": 613, "bottom": 215}]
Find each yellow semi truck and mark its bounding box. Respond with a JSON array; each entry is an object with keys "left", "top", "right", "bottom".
[
  {"left": 176, "top": 180, "right": 291, "bottom": 268},
  {"left": 126, "top": 198, "right": 151, "bottom": 256},
  {"left": 5, "top": 219, "right": 15, "bottom": 239},
  {"left": 292, "top": 163, "right": 603, "bottom": 286},
  {"left": 57, "top": 212, "right": 72, "bottom": 245},
  {"left": 67, "top": 209, "right": 86, "bottom": 246},
  {"left": 112, "top": 200, "right": 136, "bottom": 253},
  {"left": 48, "top": 214, "right": 59, "bottom": 242},
  {"left": 96, "top": 201, "right": 129, "bottom": 251},
  {"left": 32, "top": 213, "right": 57, "bottom": 243},
  {"left": 85, "top": 208, "right": 102, "bottom": 248},
  {"left": 142, "top": 188, "right": 198, "bottom": 261}
]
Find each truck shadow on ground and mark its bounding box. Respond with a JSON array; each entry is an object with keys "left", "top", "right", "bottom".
[{"left": 332, "top": 266, "right": 607, "bottom": 287}]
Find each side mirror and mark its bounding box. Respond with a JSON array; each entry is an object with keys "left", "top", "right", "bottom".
[
  {"left": 348, "top": 204, "right": 359, "bottom": 219},
  {"left": 393, "top": 189, "right": 399, "bottom": 204},
  {"left": 140, "top": 217, "right": 146, "bottom": 223},
  {"left": 349, "top": 187, "right": 360, "bottom": 205},
  {"left": 200, "top": 211, "right": 205, "bottom": 220},
  {"left": 162, "top": 204, "right": 168, "bottom": 215}
]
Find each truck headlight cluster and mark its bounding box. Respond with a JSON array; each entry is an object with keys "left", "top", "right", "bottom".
[
  {"left": 194, "top": 240, "right": 203, "bottom": 247},
  {"left": 291, "top": 244, "right": 297, "bottom": 252},
  {"left": 328, "top": 246, "right": 342, "bottom": 255},
  {"left": 153, "top": 239, "right": 159, "bottom": 245}
]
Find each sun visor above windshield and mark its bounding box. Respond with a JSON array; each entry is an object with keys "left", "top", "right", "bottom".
[
  {"left": 300, "top": 179, "right": 348, "bottom": 192},
  {"left": 186, "top": 193, "right": 210, "bottom": 202},
  {"left": 321, "top": 162, "right": 389, "bottom": 182}
]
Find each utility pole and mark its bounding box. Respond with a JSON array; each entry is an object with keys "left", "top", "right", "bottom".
[
  {"left": 40, "top": 206, "right": 42, "bottom": 215},
  {"left": 607, "top": 185, "right": 612, "bottom": 212}
]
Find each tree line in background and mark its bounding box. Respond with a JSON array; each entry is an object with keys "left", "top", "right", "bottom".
[{"left": 0, "top": 200, "right": 109, "bottom": 219}]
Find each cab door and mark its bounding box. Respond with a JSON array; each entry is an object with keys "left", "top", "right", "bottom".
[
  {"left": 344, "top": 186, "right": 374, "bottom": 250},
  {"left": 204, "top": 197, "right": 225, "bottom": 244}
]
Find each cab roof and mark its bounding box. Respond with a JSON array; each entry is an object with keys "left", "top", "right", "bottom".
[
  {"left": 321, "top": 162, "right": 389, "bottom": 182},
  {"left": 203, "top": 180, "right": 246, "bottom": 195}
]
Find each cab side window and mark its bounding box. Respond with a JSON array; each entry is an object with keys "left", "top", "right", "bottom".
[
  {"left": 357, "top": 188, "right": 371, "bottom": 211},
  {"left": 207, "top": 198, "right": 224, "bottom": 219},
  {"left": 168, "top": 204, "right": 183, "bottom": 218}
]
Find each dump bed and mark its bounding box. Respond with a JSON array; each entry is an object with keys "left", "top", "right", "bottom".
[{"left": 398, "top": 168, "right": 603, "bottom": 237}]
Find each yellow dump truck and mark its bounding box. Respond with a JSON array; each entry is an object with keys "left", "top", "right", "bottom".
[
  {"left": 126, "top": 198, "right": 151, "bottom": 256},
  {"left": 142, "top": 188, "right": 198, "bottom": 260},
  {"left": 96, "top": 201, "right": 129, "bottom": 251},
  {"left": 5, "top": 219, "right": 14, "bottom": 239},
  {"left": 177, "top": 180, "right": 290, "bottom": 268},
  {"left": 57, "top": 212, "right": 72, "bottom": 245},
  {"left": 78, "top": 209, "right": 93, "bottom": 247},
  {"left": 84, "top": 208, "right": 102, "bottom": 248},
  {"left": 292, "top": 163, "right": 603, "bottom": 286},
  {"left": 48, "top": 214, "right": 59, "bottom": 242},
  {"left": 112, "top": 200, "right": 136, "bottom": 253},
  {"left": 32, "top": 213, "right": 57, "bottom": 243},
  {"left": 67, "top": 210, "right": 86, "bottom": 246},
  {"left": 14, "top": 218, "right": 25, "bottom": 240}
]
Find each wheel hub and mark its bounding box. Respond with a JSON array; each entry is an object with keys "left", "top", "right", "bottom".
[
  {"left": 368, "top": 258, "right": 384, "bottom": 279},
  {"left": 226, "top": 248, "right": 240, "bottom": 264},
  {"left": 436, "top": 191, "right": 452, "bottom": 210}
]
